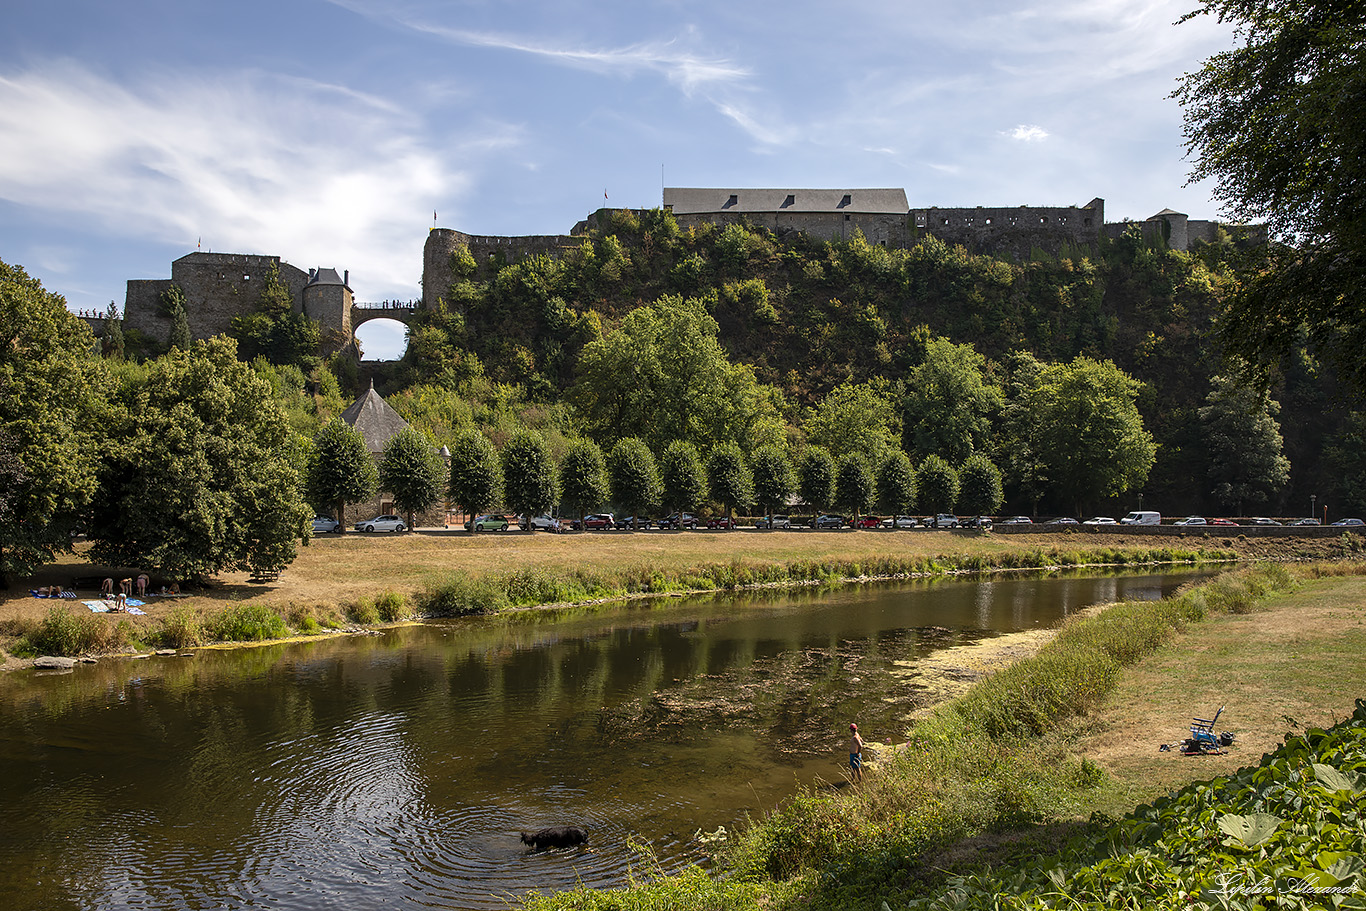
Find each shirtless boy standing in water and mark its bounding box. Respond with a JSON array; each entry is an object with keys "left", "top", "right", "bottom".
[{"left": 849, "top": 723, "right": 864, "bottom": 783}]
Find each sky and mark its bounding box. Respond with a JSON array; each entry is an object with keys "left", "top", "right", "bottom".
[{"left": 0, "top": 0, "right": 1238, "bottom": 360}]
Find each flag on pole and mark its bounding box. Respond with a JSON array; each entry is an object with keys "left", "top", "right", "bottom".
[
  {"left": 197, "top": 237, "right": 201, "bottom": 249},
  {"left": 604, "top": 189, "right": 608, "bottom": 202}
]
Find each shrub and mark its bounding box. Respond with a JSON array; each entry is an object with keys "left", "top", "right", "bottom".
[
  {"left": 347, "top": 599, "right": 380, "bottom": 625},
  {"left": 158, "top": 606, "right": 203, "bottom": 648},
  {"left": 285, "top": 600, "right": 342, "bottom": 634},
  {"left": 417, "top": 573, "right": 510, "bottom": 616},
  {"left": 374, "top": 590, "right": 411, "bottom": 622},
  {"left": 18, "top": 606, "right": 110, "bottom": 656},
  {"left": 204, "top": 604, "right": 288, "bottom": 642}
]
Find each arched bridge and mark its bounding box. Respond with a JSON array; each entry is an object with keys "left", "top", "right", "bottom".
[{"left": 351, "top": 300, "right": 421, "bottom": 328}]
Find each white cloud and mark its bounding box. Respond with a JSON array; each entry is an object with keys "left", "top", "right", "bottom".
[
  {"left": 1008, "top": 124, "right": 1049, "bottom": 142},
  {"left": 0, "top": 61, "right": 498, "bottom": 298}
]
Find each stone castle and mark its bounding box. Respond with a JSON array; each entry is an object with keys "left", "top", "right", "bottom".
[{"left": 114, "top": 189, "right": 1258, "bottom": 356}]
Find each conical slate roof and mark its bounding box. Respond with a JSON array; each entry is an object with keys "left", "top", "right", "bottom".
[{"left": 340, "top": 380, "right": 410, "bottom": 457}]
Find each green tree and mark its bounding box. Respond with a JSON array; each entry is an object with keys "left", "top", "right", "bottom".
[
  {"left": 1025, "top": 357, "right": 1156, "bottom": 515},
  {"left": 798, "top": 447, "right": 837, "bottom": 513},
  {"left": 1326, "top": 411, "right": 1366, "bottom": 515},
  {"left": 659, "top": 440, "right": 707, "bottom": 518},
  {"left": 88, "top": 337, "right": 310, "bottom": 579},
  {"left": 1175, "top": 0, "right": 1366, "bottom": 391},
  {"left": 558, "top": 439, "right": 610, "bottom": 523},
  {"left": 570, "top": 294, "right": 785, "bottom": 452},
  {"left": 231, "top": 262, "right": 322, "bottom": 370},
  {"left": 957, "top": 453, "right": 1004, "bottom": 518},
  {"left": 167, "top": 294, "right": 192, "bottom": 350},
  {"left": 903, "top": 335, "right": 1002, "bottom": 463},
  {"left": 706, "top": 442, "right": 753, "bottom": 520},
  {"left": 751, "top": 445, "right": 794, "bottom": 522},
  {"left": 448, "top": 430, "right": 503, "bottom": 522},
  {"left": 379, "top": 427, "right": 445, "bottom": 531},
  {"left": 834, "top": 453, "right": 875, "bottom": 523},
  {"left": 308, "top": 418, "right": 377, "bottom": 530},
  {"left": 805, "top": 379, "right": 899, "bottom": 462},
  {"left": 1199, "top": 374, "right": 1291, "bottom": 515},
  {"left": 918, "top": 455, "right": 960, "bottom": 524},
  {"left": 103, "top": 300, "right": 125, "bottom": 360},
  {"left": 875, "top": 450, "right": 917, "bottom": 522},
  {"left": 608, "top": 437, "right": 662, "bottom": 527},
  {"left": 500, "top": 430, "right": 557, "bottom": 526},
  {"left": 0, "top": 260, "right": 106, "bottom": 586}
]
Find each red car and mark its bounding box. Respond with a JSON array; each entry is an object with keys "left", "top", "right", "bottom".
[
  {"left": 1210, "top": 517, "right": 1238, "bottom": 526},
  {"left": 582, "top": 513, "right": 615, "bottom": 530},
  {"left": 853, "top": 516, "right": 882, "bottom": 528},
  {"left": 706, "top": 516, "right": 737, "bottom": 528}
]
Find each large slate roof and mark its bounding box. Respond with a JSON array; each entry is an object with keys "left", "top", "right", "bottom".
[
  {"left": 664, "top": 187, "right": 909, "bottom": 215},
  {"left": 340, "top": 381, "right": 410, "bottom": 456}
]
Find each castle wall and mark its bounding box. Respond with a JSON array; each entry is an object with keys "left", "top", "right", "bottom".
[
  {"left": 910, "top": 200, "right": 1105, "bottom": 258},
  {"left": 423, "top": 229, "right": 578, "bottom": 307},
  {"left": 124, "top": 253, "right": 309, "bottom": 344},
  {"left": 670, "top": 210, "right": 909, "bottom": 247}
]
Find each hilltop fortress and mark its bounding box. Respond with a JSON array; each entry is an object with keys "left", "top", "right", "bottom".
[{"left": 117, "top": 188, "right": 1259, "bottom": 355}]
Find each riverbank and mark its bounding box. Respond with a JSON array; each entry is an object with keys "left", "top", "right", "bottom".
[
  {"left": 517, "top": 561, "right": 1366, "bottom": 910},
  {"left": 0, "top": 533, "right": 1269, "bottom": 663}
]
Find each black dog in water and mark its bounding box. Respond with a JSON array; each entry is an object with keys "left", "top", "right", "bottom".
[{"left": 520, "top": 826, "right": 587, "bottom": 851}]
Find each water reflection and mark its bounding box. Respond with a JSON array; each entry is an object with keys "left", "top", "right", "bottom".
[{"left": 0, "top": 570, "right": 1204, "bottom": 909}]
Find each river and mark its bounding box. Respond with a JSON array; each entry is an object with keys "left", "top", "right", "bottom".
[{"left": 0, "top": 570, "right": 1204, "bottom": 910}]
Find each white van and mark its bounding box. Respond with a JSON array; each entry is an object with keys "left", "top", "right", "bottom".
[{"left": 1120, "top": 511, "right": 1161, "bottom": 525}]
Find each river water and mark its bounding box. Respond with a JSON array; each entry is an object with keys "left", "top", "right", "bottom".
[{"left": 0, "top": 571, "right": 1202, "bottom": 910}]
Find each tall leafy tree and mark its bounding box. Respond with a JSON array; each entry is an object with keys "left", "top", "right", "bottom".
[
  {"left": 957, "top": 453, "right": 1005, "bottom": 518},
  {"left": 103, "top": 300, "right": 125, "bottom": 360},
  {"left": 167, "top": 294, "right": 192, "bottom": 350},
  {"left": 804, "top": 379, "right": 899, "bottom": 462},
  {"left": 1175, "top": 1, "right": 1366, "bottom": 391},
  {"left": 559, "top": 439, "right": 610, "bottom": 523},
  {"left": 834, "top": 453, "right": 875, "bottom": 523},
  {"left": 1199, "top": 374, "right": 1291, "bottom": 515},
  {"left": 903, "top": 335, "right": 1002, "bottom": 463},
  {"left": 706, "top": 442, "right": 753, "bottom": 520},
  {"left": 571, "top": 294, "right": 786, "bottom": 452},
  {"left": 1025, "top": 357, "right": 1156, "bottom": 515},
  {"left": 448, "top": 430, "right": 503, "bottom": 522},
  {"left": 875, "top": 450, "right": 917, "bottom": 522},
  {"left": 500, "top": 429, "right": 557, "bottom": 525},
  {"left": 380, "top": 427, "right": 445, "bottom": 531},
  {"left": 751, "top": 445, "right": 794, "bottom": 522},
  {"left": 88, "top": 336, "right": 310, "bottom": 579},
  {"left": 231, "top": 262, "right": 322, "bottom": 370},
  {"left": 0, "top": 260, "right": 106, "bottom": 587},
  {"left": 608, "top": 437, "right": 662, "bottom": 527},
  {"left": 659, "top": 440, "right": 707, "bottom": 518},
  {"left": 918, "top": 455, "right": 960, "bottom": 524},
  {"left": 798, "top": 447, "right": 837, "bottom": 514},
  {"left": 308, "top": 419, "right": 377, "bottom": 530}
]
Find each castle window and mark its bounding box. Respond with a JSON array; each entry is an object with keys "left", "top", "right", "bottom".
[
  {"left": 838, "top": 194, "right": 852, "bottom": 208},
  {"left": 781, "top": 194, "right": 795, "bottom": 208},
  {"left": 985, "top": 218, "right": 992, "bottom": 225},
  {"left": 941, "top": 218, "right": 950, "bottom": 226},
  {"left": 243, "top": 274, "right": 251, "bottom": 281},
  {"left": 723, "top": 194, "right": 739, "bottom": 209},
  {"left": 1084, "top": 218, "right": 1092, "bottom": 227},
  {"left": 1039, "top": 216, "right": 1048, "bottom": 224},
  {"left": 914, "top": 213, "right": 927, "bottom": 227}
]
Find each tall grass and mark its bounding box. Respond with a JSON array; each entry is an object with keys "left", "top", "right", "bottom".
[{"left": 15, "top": 606, "right": 135, "bottom": 656}]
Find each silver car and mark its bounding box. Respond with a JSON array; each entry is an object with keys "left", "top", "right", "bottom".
[{"left": 354, "top": 514, "right": 406, "bottom": 533}]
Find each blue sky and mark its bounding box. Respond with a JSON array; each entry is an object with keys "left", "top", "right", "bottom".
[{"left": 1, "top": 0, "right": 1236, "bottom": 360}]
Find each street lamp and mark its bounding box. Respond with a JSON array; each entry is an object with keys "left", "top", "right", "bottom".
[
  {"left": 1311, "top": 494, "right": 1317, "bottom": 523},
  {"left": 1138, "top": 492, "right": 1144, "bottom": 512}
]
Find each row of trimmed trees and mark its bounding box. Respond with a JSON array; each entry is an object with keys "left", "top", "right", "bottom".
[{"left": 308, "top": 419, "right": 1007, "bottom": 531}]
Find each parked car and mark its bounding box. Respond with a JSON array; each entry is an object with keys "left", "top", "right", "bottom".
[
  {"left": 1291, "top": 518, "right": 1321, "bottom": 526},
  {"left": 1174, "top": 516, "right": 1207, "bottom": 526},
  {"left": 933, "top": 514, "right": 960, "bottom": 528},
  {"left": 355, "top": 514, "right": 406, "bottom": 533},
  {"left": 311, "top": 515, "right": 340, "bottom": 534},
  {"left": 707, "top": 516, "right": 738, "bottom": 529},
  {"left": 1249, "top": 517, "right": 1281, "bottom": 526},
  {"left": 1210, "top": 518, "right": 1238, "bottom": 526},
  {"left": 852, "top": 516, "right": 883, "bottom": 528},
  {"left": 811, "top": 514, "right": 846, "bottom": 529},
  {"left": 465, "top": 514, "right": 510, "bottom": 532},
  {"left": 755, "top": 515, "right": 791, "bottom": 529},
  {"left": 1044, "top": 517, "right": 1078, "bottom": 526},
  {"left": 519, "top": 514, "right": 562, "bottom": 532},
  {"left": 963, "top": 516, "right": 993, "bottom": 529},
  {"left": 615, "top": 515, "right": 650, "bottom": 529},
  {"left": 998, "top": 516, "right": 1033, "bottom": 526},
  {"left": 882, "top": 516, "right": 919, "bottom": 529},
  {"left": 1082, "top": 516, "right": 1117, "bottom": 525},
  {"left": 1332, "top": 517, "right": 1365, "bottom": 527},
  {"left": 657, "top": 512, "right": 699, "bottom": 529},
  {"left": 582, "top": 513, "right": 615, "bottom": 530},
  {"left": 1120, "top": 511, "right": 1162, "bottom": 525}
]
